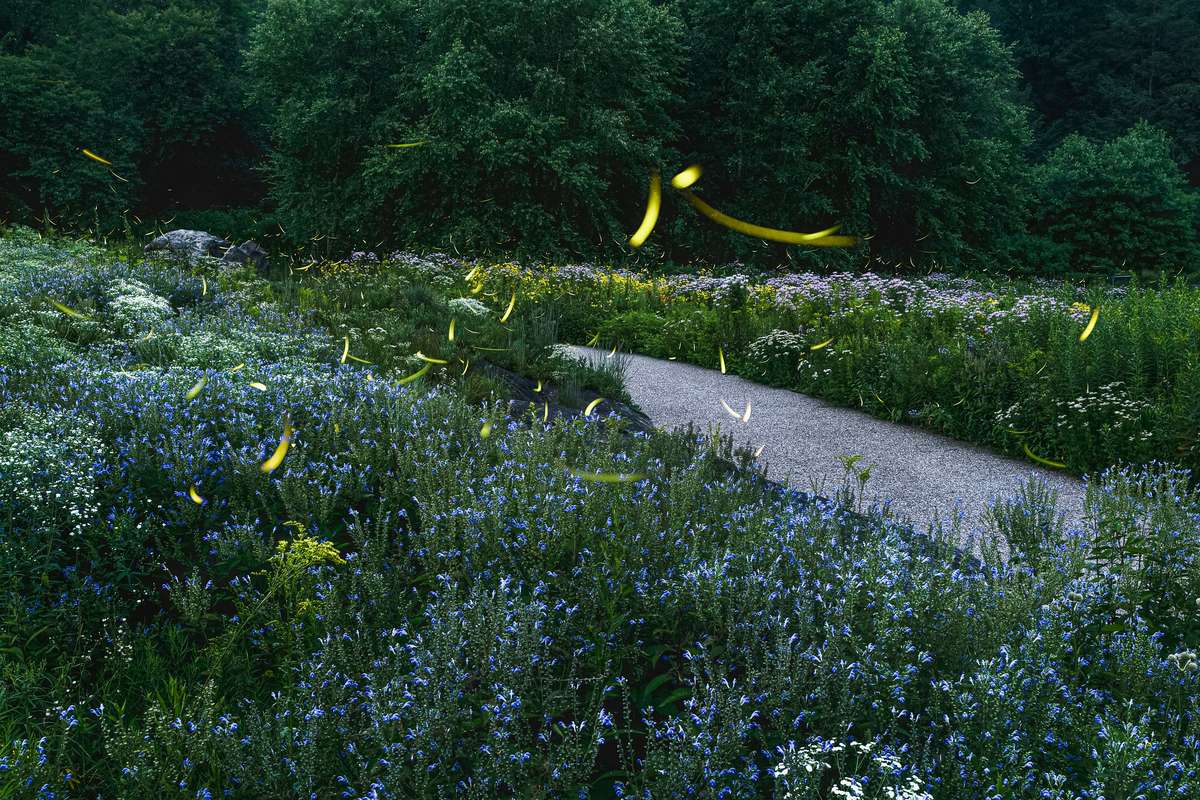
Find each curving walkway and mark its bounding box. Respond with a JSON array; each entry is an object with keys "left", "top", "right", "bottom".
[{"left": 569, "top": 346, "right": 1088, "bottom": 542}]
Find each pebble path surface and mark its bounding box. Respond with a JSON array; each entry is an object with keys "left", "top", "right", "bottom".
[{"left": 570, "top": 346, "right": 1089, "bottom": 543}]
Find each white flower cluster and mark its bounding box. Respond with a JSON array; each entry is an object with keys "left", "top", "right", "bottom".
[
  {"left": 995, "top": 382, "right": 1153, "bottom": 444},
  {"left": 106, "top": 278, "right": 174, "bottom": 334},
  {"left": 448, "top": 296, "right": 491, "bottom": 318},
  {"left": 993, "top": 400, "right": 1023, "bottom": 428},
  {"left": 0, "top": 320, "right": 75, "bottom": 368},
  {"left": 1052, "top": 381, "right": 1153, "bottom": 441},
  {"left": 747, "top": 329, "right": 842, "bottom": 383},
  {"left": 166, "top": 314, "right": 328, "bottom": 368},
  {"left": 0, "top": 408, "right": 104, "bottom": 537},
  {"left": 171, "top": 329, "right": 251, "bottom": 366},
  {"left": 747, "top": 329, "right": 808, "bottom": 363},
  {"left": 774, "top": 739, "right": 933, "bottom": 800},
  {"left": 1167, "top": 650, "right": 1199, "bottom": 672}
]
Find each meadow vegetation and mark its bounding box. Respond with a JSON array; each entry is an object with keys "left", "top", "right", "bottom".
[
  {"left": 2, "top": 229, "right": 1200, "bottom": 797},
  {"left": 472, "top": 260, "right": 1200, "bottom": 478}
]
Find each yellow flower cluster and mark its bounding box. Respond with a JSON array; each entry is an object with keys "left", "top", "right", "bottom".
[{"left": 272, "top": 521, "right": 346, "bottom": 570}]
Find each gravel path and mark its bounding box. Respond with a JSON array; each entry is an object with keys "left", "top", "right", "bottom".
[{"left": 570, "top": 346, "right": 1088, "bottom": 541}]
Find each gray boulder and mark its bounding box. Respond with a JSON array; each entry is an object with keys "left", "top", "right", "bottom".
[
  {"left": 143, "top": 229, "right": 231, "bottom": 263},
  {"left": 220, "top": 240, "right": 269, "bottom": 271}
]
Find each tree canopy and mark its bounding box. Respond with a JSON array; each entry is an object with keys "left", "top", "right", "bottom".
[
  {"left": 0, "top": 0, "right": 263, "bottom": 229},
  {"left": 670, "top": 0, "right": 1032, "bottom": 268},
  {"left": 1, "top": 0, "right": 1197, "bottom": 273},
  {"left": 246, "top": 0, "right": 684, "bottom": 257},
  {"left": 964, "top": 0, "right": 1200, "bottom": 182}
]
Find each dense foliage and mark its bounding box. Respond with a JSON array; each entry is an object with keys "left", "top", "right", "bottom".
[
  {"left": 245, "top": 0, "right": 684, "bottom": 256},
  {"left": 246, "top": 0, "right": 1042, "bottom": 265},
  {"left": 1029, "top": 122, "right": 1200, "bottom": 275},
  {"left": 472, "top": 258, "right": 1200, "bottom": 478},
  {"left": 3, "top": 231, "right": 1200, "bottom": 797},
  {"left": 3, "top": 0, "right": 1197, "bottom": 272},
  {"left": 964, "top": 0, "right": 1200, "bottom": 181},
  {"left": 0, "top": 0, "right": 263, "bottom": 228},
  {"left": 670, "top": 0, "right": 1032, "bottom": 268}
]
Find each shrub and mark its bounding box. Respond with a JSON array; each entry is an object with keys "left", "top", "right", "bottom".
[
  {"left": 0, "top": 2, "right": 263, "bottom": 232},
  {"left": 0, "top": 50, "right": 141, "bottom": 227},
  {"left": 745, "top": 328, "right": 809, "bottom": 386},
  {"left": 964, "top": 0, "right": 1200, "bottom": 175},
  {"left": 1031, "top": 122, "right": 1200, "bottom": 275},
  {"left": 598, "top": 310, "right": 667, "bottom": 353}
]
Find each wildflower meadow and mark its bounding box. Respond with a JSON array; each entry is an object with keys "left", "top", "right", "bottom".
[{"left": 2, "top": 227, "right": 1200, "bottom": 798}]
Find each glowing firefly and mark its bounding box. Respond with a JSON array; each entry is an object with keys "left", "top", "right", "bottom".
[
  {"left": 680, "top": 190, "right": 854, "bottom": 247},
  {"left": 1079, "top": 307, "right": 1099, "bottom": 342},
  {"left": 629, "top": 171, "right": 661, "bottom": 248},
  {"left": 50, "top": 300, "right": 88, "bottom": 319},
  {"left": 81, "top": 148, "right": 112, "bottom": 165},
  {"left": 260, "top": 416, "right": 293, "bottom": 473},
  {"left": 398, "top": 363, "right": 431, "bottom": 385},
  {"left": 720, "top": 398, "right": 752, "bottom": 423},
  {"left": 671, "top": 165, "right": 703, "bottom": 189},
  {"left": 568, "top": 468, "right": 646, "bottom": 483},
  {"left": 185, "top": 376, "right": 206, "bottom": 401},
  {"left": 1023, "top": 443, "right": 1065, "bottom": 469}
]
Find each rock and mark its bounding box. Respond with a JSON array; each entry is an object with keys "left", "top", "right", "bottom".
[
  {"left": 143, "top": 231, "right": 270, "bottom": 272},
  {"left": 143, "top": 230, "right": 231, "bottom": 263},
  {"left": 220, "top": 240, "right": 269, "bottom": 271}
]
